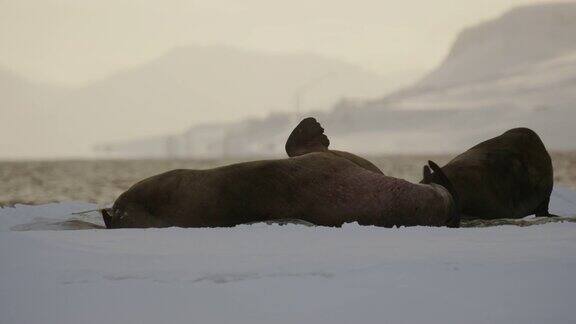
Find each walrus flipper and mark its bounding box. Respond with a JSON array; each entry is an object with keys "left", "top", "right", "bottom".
[
  {"left": 101, "top": 208, "right": 113, "bottom": 229},
  {"left": 534, "top": 196, "right": 559, "bottom": 217},
  {"left": 422, "top": 165, "right": 433, "bottom": 184},
  {"left": 427, "top": 160, "right": 460, "bottom": 228},
  {"left": 427, "top": 160, "right": 458, "bottom": 203},
  {"left": 285, "top": 117, "right": 330, "bottom": 157}
]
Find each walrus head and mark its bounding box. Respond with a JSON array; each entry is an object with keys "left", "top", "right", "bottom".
[
  {"left": 421, "top": 160, "right": 460, "bottom": 228},
  {"left": 101, "top": 202, "right": 168, "bottom": 229}
]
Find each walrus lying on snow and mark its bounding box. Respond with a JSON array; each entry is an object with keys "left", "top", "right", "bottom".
[
  {"left": 102, "top": 118, "right": 459, "bottom": 229},
  {"left": 421, "top": 128, "right": 555, "bottom": 219}
]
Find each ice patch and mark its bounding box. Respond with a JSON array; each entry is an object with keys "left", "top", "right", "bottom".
[{"left": 0, "top": 201, "right": 105, "bottom": 232}]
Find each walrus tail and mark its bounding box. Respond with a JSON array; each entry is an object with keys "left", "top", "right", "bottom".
[
  {"left": 534, "top": 196, "right": 559, "bottom": 217},
  {"left": 426, "top": 160, "right": 461, "bottom": 228}
]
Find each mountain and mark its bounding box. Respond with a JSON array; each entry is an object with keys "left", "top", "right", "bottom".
[
  {"left": 102, "top": 2, "right": 576, "bottom": 158},
  {"left": 16, "top": 2, "right": 573, "bottom": 158},
  {"left": 0, "top": 46, "right": 400, "bottom": 159},
  {"left": 61, "top": 45, "right": 391, "bottom": 139},
  {"left": 418, "top": 2, "right": 576, "bottom": 88},
  {"left": 324, "top": 2, "right": 576, "bottom": 154},
  {"left": 101, "top": 2, "right": 576, "bottom": 158}
]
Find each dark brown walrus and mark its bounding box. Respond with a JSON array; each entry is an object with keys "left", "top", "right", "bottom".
[
  {"left": 102, "top": 118, "right": 459, "bottom": 229},
  {"left": 421, "top": 127, "right": 555, "bottom": 219}
]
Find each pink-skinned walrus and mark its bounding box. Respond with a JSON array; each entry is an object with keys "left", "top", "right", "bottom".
[{"left": 102, "top": 118, "right": 459, "bottom": 229}]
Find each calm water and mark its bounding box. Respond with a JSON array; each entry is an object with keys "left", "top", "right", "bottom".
[{"left": 1, "top": 152, "right": 575, "bottom": 206}]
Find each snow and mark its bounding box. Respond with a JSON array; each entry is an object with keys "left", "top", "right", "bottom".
[{"left": 1, "top": 187, "right": 576, "bottom": 324}]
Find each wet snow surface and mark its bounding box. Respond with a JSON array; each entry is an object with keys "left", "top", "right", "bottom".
[{"left": 1, "top": 188, "right": 576, "bottom": 324}]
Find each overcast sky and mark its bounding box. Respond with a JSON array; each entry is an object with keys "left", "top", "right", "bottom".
[{"left": 0, "top": 0, "right": 563, "bottom": 86}]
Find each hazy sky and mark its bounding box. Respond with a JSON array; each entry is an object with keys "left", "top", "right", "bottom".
[{"left": 0, "top": 0, "right": 563, "bottom": 86}]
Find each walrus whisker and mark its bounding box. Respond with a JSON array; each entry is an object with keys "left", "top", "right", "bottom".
[{"left": 70, "top": 208, "right": 102, "bottom": 216}]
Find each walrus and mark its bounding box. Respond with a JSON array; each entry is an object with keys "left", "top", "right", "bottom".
[
  {"left": 421, "top": 127, "right": 555, "bottom": 219},
  {"left": 102, "top": 118, "right": 459, "bottom": 229}
]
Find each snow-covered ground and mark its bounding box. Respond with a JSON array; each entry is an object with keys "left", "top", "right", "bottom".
[{"left": 1, "top": 188, "right": 576, "bottom": 324}]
